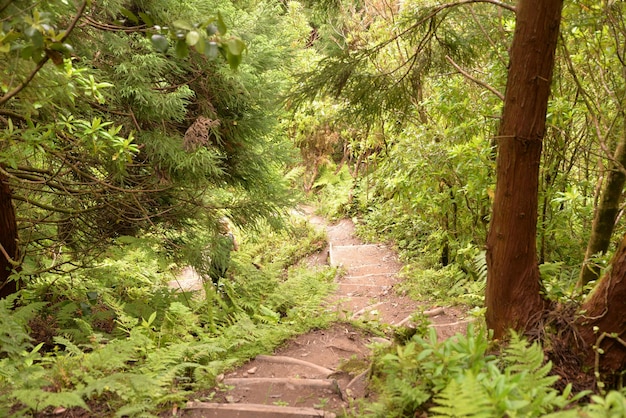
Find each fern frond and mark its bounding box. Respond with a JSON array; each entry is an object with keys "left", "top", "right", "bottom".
[
  {"left": 0, "top": 296, "right": 46, "bottom": 358},
  {"left": 11, "top": 389, "right": 89, "bottom": 413},
  {"left": 504, "top": 332, "right": 559, "bottom": 389},
  {"left": 472, "top": 250, "right": 487, "bottom": 282},
  {"left": 52, "top": 336, "right": 83, "bottom": 356},
  {"left": 430, "top": 373, "right": 495, "bottom": 418}
]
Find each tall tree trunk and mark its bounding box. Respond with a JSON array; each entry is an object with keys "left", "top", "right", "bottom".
[
  {"left": 485, "top": 0, "right": 563, "bottom": 339},
  {"left": 0, "top": 168, "right": 19, "bottom": 298},
  {"left": 576, "top": 232, "right": 626, "bottom": 375},
  {"left": 579, "top": 132, "right": 626, "bottom": 287}
]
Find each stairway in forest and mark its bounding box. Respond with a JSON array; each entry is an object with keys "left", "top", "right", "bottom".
[{"left": 177, "top": 210, "right": 467, "bottom": 417}]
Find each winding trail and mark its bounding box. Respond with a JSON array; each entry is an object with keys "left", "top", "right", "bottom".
[{"left": 177, "top": 208, "right": 468, "bottom": 417}]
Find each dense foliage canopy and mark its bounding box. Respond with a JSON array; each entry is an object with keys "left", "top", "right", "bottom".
[{"left": 1, "top": 0, "right": 301, "bottom": 286}]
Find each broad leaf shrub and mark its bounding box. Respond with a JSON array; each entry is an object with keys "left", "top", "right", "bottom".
[
  {"left": 365, "top": 324, "right": 588, "bottom": 418},
  {"left": 0, "top": 218, "right": 336, "bottom": 416}
]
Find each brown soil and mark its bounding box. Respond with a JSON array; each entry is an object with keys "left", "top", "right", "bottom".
[{"left": 175, "top": 207, "right": 469, "bottom": 418}]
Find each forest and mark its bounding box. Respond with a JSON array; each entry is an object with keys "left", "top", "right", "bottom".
[{"left": 2, "top": 0, "right": 626, "bottom": 416}]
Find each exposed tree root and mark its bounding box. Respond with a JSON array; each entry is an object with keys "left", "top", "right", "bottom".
[
  {"left": 395, "top": 307, "right": 446, "bottom": 327},
  {"left": 255, "top": 355, "right": 334, "bottom": 377},
  {"left": 351, "top": 302, "right": 385, "bottom": 319}
]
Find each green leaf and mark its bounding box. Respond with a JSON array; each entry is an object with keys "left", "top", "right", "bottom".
[
  {"left": 120, "top": 8, "right": 139, "bottom": 24},
  {"left": 150, "top": 34, "right": 169, "bottom": 53},
  {"left": 24, "top": 26, "right": 43, "bottom": 49},
  {"left": 30, "top": 47, "right": 45, "bottom": 62},
  {"left": 49, "top": 42, "right": 73, "bottom": 56},
  {"left": 186, "top": 30, "right": 200, "bottom": 47},
  {"left": 175, "top": 38, "right": 189, "bottom": 58},
  {"left": 216, "top": 12, "right": 227, "bottom": 35},
  {"left": 226, "top": 38, "right": 246, "bottom": 56},
  {"left": 226, "top": 49, "right": 242, "bottom": 70},
  {"left": 1, "top": 31, "right": 20, "bottom": 45},
  {"left": 223, "top": 37, "right": 247, "bottom": 69},
  {"left": 195, "top": 37, "right": 206, "bottom": 54},
  {"left": 138, "top": 12, "right": 154, "bottom": 27},
  {"left": 173, "top": 20, "right": 193, "bottom": 31}
]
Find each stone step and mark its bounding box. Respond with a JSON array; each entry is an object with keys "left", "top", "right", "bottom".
[
  {"left": 327, "top": 296, "right": 386, "bottom": 319},
  {"left": 346, "top": 264, "right": 397, "bottom": 276},
  {"left": 224, "top": 377, "right": 338, "bottom": 388},
  {"left": 340, "top": 274, "right": 396, "bottom": 286},
  {"left": 235, "top": 355, "right": 333, "bottom": 380},
  {"left": 343, "top": 272, "right": 396, "bottom": 279},
  {"left": 329, "top": 244, "right": 398, "bottom": 270},
  {"left": 255, "top": 355, "right": 334, "bottom": 377},
  {"left": 336, "top": 283, "right": 390, "bottom": 298},
  {"left": 214, "top": 377, "right": 343, "bottom": 410},
  {"left": 337, "top": 283, "right": 389, "bottom": 288},
  {"left": 183, "top": 402, "right": 336, "bottom": 417}
]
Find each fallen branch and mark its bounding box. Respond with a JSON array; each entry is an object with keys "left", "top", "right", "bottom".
[
  {"left": 351, "top": 302, "right": 385, "bottom": 320},
  {"left": 395, "top": 307, "right": 446, "bottom": 327},
  {"left": 184, "top": 402, "right": 334, "bottom": 417},
  {"left": 429, "top": 318, "right": 475, "bottom": 328}
]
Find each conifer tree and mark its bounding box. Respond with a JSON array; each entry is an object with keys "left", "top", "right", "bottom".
[{"left": 0, "top": 0, "right": 302, "bottom": 296}]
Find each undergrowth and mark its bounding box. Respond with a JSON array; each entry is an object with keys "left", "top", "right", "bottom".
[
  {"left": 0, "top": 216, "right": 336, "bottom": 417},
  {"left": 309, "top": 164, "right": 356, "bottom": 221},
  {"left": 363, "top": 324, "right": 617, "bottom": 418}
]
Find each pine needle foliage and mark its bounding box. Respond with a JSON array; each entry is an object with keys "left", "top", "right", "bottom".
[
  {"left": 289, "top": 1, "right": 497, "bottom": 125},
  {"left": 1, "top": 0, "right": 302, "bottom": 283}
]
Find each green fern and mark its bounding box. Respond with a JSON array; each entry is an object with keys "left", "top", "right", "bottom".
[
  {"left": 368, "top": 324, "right": 584, "bottom": 418},
  {"left": 10, "top": 389, "right": 89, "bottom": 414},
  {"left": 503, "top": 332, "right": 558, "bottom": 387},
  {"left": 0, "top": 296, "right": 46, "bottom": 358},
  {"left": 472, "top": 250, "right": 488, "bottom": 282},
  {"left": 430, "top": 373, "right": 495, "bottom": 418}
]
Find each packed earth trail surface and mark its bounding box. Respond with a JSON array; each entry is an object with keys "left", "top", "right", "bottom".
[{"left": 173, "top": 208, "right": 469, "bottom": 417}]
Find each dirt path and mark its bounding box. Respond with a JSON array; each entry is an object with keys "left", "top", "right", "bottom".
[{"left": 177, "top": 208, "right": 468, "bottom": 417}]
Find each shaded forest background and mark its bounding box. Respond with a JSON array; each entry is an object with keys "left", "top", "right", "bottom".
[{"left": 3, "top": 0, "right": 626, "bottom": 416}]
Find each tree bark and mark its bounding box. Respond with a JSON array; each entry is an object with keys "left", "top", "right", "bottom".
[
  {"left": 579, "top": 133, "right": 626, "bottom": 287},
  {"left": 576, "top": 232, "right": 626, "bottom": 375},
  {"left": 0, "top": 168, "right": 20, "bottom": 298},
  {"left": 485, "top": 0, "right": 563, "bottom": 339}
]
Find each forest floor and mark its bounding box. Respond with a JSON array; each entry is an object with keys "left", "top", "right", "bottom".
[{"left": 173, "top": 207, "right": 469, "bottom": 417}]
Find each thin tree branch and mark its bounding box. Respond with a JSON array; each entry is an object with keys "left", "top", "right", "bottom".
[
  {"left": 82, "top": 15, "right": 148, "bottom": 33},
  {"left": 0, "top": 109, "right": 26, "bottom": 121},
  {"left": 11, "top": 194, "right": 99, "bottom": 215},
  {"left": 0, "top": 242, "right": 19, "bottom": 266},
  {"left": 468, "top": 5, "right": 508, "bottom": 68},
  {"left": 370, "top": 0, "right": 515, "bottom": 55},
  {"left": 0, "top": 57, "right": 50, "bottom": 107},
  {"left": 445, "top": 55, "right": 504, "bottom": 100}
]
